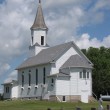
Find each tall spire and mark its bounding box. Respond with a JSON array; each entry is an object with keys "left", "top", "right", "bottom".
[{"left": 31, "top": 0, "right": 48, "bottom": 30}]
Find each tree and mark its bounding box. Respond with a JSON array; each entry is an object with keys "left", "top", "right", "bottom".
[{"left": 82, "top": 47, "right": 110, "bottom": 98}]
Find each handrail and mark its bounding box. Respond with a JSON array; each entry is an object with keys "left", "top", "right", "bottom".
[
  {"left": 56, "top": 96, "right": 61, "bottom": 102},
  {"left": 92, "top": 91, "right": 98, "bottom": 101}
]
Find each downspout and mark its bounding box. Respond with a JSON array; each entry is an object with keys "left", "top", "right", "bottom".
[
  {"left": 56, "top": 74, "right": 62, "bottom": 102},
  {"left": 10, "top": 86, "right": 12, "bottom": 99},
  {"left": 68, "top": 67, "right": 71, "bottom": 102},
  {"left": 56, "top": 96, "right": 61, "bottom": 102}
]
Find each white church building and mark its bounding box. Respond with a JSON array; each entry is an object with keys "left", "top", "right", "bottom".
[{"left": 2, "top": 0, "right": 93, "bottom": 103}]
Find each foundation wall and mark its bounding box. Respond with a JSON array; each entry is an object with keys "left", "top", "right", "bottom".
[{"left": 49, "top": 95, "right": 81, "bottom": 102}]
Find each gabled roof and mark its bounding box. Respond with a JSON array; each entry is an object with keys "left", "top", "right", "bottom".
[
  {"left": 17, "top": 41, "right": 93, "bottom": 70},
  {"left": 31, "top": 1, "right": 48, "bottom": 30},
  {"left": 17, "top": 42, "right": 72, "bottom": 69},
  {"left": 61, "top": 55, "right": 93, "bottom": 69}
]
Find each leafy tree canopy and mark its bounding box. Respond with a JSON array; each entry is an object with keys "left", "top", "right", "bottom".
[{"left": 82, "top": 47, "right": 110, "bottom": 98}]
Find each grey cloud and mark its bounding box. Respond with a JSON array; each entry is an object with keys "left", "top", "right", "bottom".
[{"left": 0, "top": 0, "right": 110, "bottom": 76}]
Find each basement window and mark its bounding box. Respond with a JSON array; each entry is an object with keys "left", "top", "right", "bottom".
[
  {"left": 62, "top": 96, "right": 66, "bottom": 102},
  {"left": 29, "top": 73, "right": 31, "bottom": 86}
]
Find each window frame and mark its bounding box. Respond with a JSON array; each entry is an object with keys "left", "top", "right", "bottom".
[
  {"left": 41, "top": 36, "right": 44, "bottom": 45},
  {"left": 79, "top": 72, "right": 82, "bottom": 79},
  {"left": 22, "top": 74, "right": 24, "bottom": 87},
  {"left": 29, "top": 73, "right": 31, "bottom": 86},
  {"left": 6, "top": 87, "right": 9, "bottom": 93},
  {"left": 79, "top": 70, "right": 90, "bottom": 79},
  {"left": 43, "top": 67, "right": 46, "bottom": 84},
  {"left": 87, "top": 72, "right": 89, "bottom": 79},
  {"left": 62, "top": 96, "right": 66, "bottom": 102},
  {"left": 51, "top": 78, "right": 54, "bottom": 84},
  {"left": 36, "top": 69, "right": 38, "bottom": 85}
]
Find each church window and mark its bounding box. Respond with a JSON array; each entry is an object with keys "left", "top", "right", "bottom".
[
  {"left": 36, "top": 69, "right": 38, "bottom": 85},
  {"left": 32, "top": 36, "right": 33, "bottom": 45},
  {"left": 29, "top": 73, "right": 31, "bottom": 86},
  {"left": 80, "top": 70, "right": 90, "bottom": 79},
  {"left": 51, "top": 78, "right": 54, "bottom": 83},
  {"left": 83, "top": 69, "right": 86, "bottom": 79},
  {"left": 22, "top": 74, "right": 24, "bottom": 87},
  {"left": 79, "top": 72, "right": 82, "bottom": 78},
  {"left": 6, "top": 87, "right": 9, "bottom": 93},
  {"left": 43, "top": 68, "right": 46, "bottom": 84},
  {"left": 87, "top": 72, "right": 89, "bottom": 79},
  {"left": 41, "top": 36, "right": 44, "bottom": 45},
  {"left": 31, "top": 30, "right": 34, "bottom": 45}
]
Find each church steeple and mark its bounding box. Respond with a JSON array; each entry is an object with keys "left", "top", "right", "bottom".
[
  {"left": 29, "top": 0, "right": 48, "bottom": 57},
  {"left": 31, "top": 0, "right": 48, "bottom": 30}
]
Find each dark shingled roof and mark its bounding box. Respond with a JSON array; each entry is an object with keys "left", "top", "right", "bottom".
[
  {"left": 31, "top": 1, "right": 48, "bottom": 30},
  {"left": 17, "top": 42, "right": 73, "bottom": 69},
  {"left": 61, "top": 54, "right": 93, "bottom": 69}
]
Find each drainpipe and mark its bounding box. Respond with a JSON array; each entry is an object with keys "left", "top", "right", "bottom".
[{"left": 68, "top": 67, "right": 71, "bottom": 102}]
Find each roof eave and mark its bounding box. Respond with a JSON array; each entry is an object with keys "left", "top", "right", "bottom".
[
  {"left": 60, "top": 66, "right": 93, "bottom": 70},
  {"left": 1, "top": 83, "right": 13, "bottom": 85},
  {"left": 16, "top": 62, "right": 51, "bottom": 70},
  {"left": 71, "top": 41, "right": 93, "bottom": 65},
  {"left": 30, "top": 27, "right": 48, "bottom": 31}
]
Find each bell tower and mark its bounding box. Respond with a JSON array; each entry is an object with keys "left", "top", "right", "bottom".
[{"left": 29, "top": 0, "right": 48, "bottom": 57}]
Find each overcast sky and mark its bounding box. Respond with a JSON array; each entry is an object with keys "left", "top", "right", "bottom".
[{"left": 0, "top": 0, "right": 110, "bottom": 93}]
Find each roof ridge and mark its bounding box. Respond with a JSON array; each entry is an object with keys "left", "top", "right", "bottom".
[
  {"left": 49, "top": 42, "right": 73, "bottom": 62},
  {"left": 72, "top": 41, "right": 93, "bottom": 65}
]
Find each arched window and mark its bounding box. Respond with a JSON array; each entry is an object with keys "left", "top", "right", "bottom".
[
  {"left": 22, "top": 74, "right": 24, "bottom": 87},
  {"left": 29, "top": 73, "right": 31, "bottom": 86},
  {"left": 41, "top": 36, "right": 44, "bottom": 45},
  {"left": 36, "top": 69, "right": 38, "bottom": 85},
  {"left": 43, "top": 68, "right": 46, "bottom": 84}
]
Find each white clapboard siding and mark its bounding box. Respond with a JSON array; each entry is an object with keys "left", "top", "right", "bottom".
[
  {"left": 51, "top": 47, "right": 79, "bottom": 74},
  {"left": 18, "top": 64, "right": 51, "bottom": 98},
  {"left": 70, "top": 72, "right": 78, "bottom": 95},
  {"left": 11, "top": 85, "right": 18, "bottom": 98},
  {"left": 56, "top": 77, "right": 70, "bottom": 95}
]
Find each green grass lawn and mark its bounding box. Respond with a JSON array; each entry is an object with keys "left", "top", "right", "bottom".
[{"left": 0, "top": 100, "right": 109, "bottom": 110}]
